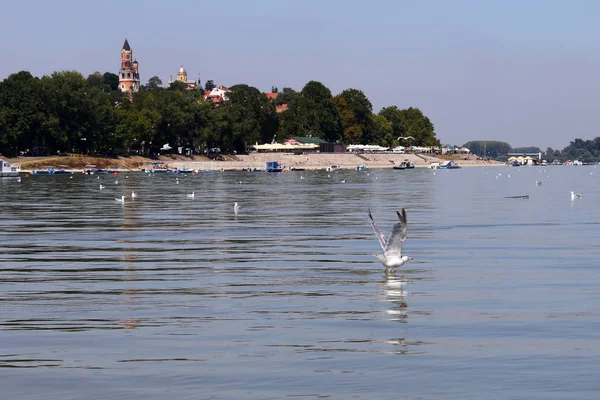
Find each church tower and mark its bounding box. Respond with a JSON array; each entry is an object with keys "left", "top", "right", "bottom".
[
  {"left": 177, "top": 65, "right": 187, "bottom": 83},
  {"left": 119, "top": 39, "right": 140, "bottom": 93}
]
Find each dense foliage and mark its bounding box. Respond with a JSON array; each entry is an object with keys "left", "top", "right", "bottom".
[
  {"left": 462, "top": 141, "right": 512, "bottom": 159},
  {"left": 0, "top": 70, "right": 441, "bottom": 156},
  {"left": 552, "top": 138, "right": 600, "bottom": 162},
  {"left": 465, "top": 139, "right": 600, "bottom": 162}
]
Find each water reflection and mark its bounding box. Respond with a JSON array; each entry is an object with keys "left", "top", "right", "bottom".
[{"left": 379, "top": 273, "right": 408, "bottom": 322}]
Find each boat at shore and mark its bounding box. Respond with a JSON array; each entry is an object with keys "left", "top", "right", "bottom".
[
  {"left": 266, "top": 161, "right": 284, "bottom": 172},
  {"left": 0, "top": 159, "right": 21, "bottom": 177},
  {"left": 438, "top": 160, "right": 461, "bottom": 169},
  {"left": 32, "top": 166, "right": 72, "bottom": 175},
  {"left": 144, "top": 161, "right": 171, "bottom": 173},
  {"left": 84, "top": 165, "right": 105, "bottom": 174},
  {"left": 392, "top": 160, "right": 415, "bottom": 170},
  {"left": 173, "top": 167, "right": 196, "bottom": 174}
]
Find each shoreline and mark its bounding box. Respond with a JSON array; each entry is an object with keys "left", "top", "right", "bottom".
[{"left": 5, "top": 153, "right": 504, "bottom": 173}]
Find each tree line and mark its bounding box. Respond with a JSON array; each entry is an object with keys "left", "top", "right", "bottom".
[
  {"left": 0, "top": 70, "right": 439, "bottom": 157},
  {"left": 464, "top": 139, "right": 600, "bottom": 162}
]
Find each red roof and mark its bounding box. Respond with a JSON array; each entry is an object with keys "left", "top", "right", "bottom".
[
  {"left": 205, "top": 95, "right": 223, "bottom": 104},
  {"left": 265, "top": 92, "right": 279, "bottom": 100},
  {"left": 276, "top": 104, "right": 288, "bottom": 113}
]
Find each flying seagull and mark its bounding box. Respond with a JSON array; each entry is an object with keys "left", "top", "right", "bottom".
[
  {"left": 368, "top": 208, "right": 413, "bottom": 272},
  {"left": 397, "top": 136, "right": 415, "bottom": 141},
  {"left": 571, "top": 191, "right": 582, "bottom": 201}
]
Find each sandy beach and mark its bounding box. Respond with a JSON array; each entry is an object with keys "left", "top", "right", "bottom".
[
  {"left": 6, "top": 152, "right": 502, "bottom": 172},
  {"left": 168, "top": 152, "right": 502, "bottom": 171}
]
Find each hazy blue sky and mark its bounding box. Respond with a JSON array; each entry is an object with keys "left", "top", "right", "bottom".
[{"left": 1, "top": 0, "right": 599, "bottom": 149}]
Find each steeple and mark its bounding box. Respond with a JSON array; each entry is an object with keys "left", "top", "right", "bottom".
[{"left": 118, "top": 39, "right": 140, "bottom": 94}]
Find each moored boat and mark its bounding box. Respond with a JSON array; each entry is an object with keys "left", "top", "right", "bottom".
[
  {"left": 84, "top": 165, "right": 105, "bottom": 174},
  {"left": 438, "top": 160, "right": 461, "bottom": 169},
  {"left": 266, "top": 161, "right": 284, "bottom": 172},
  {"left": 0, "top": 159, "right": 21, "bottom": 177},
  {"left": 392, "top": 160, "right": 415, "bottom": 170}
]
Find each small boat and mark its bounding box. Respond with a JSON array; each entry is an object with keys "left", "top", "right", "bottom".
[
  {"left": 392, "top": 160, "right": 415, "bottom": 170},
  {"left": 32, "top": 169, "right": 53, "bottom": 175},
  {"left": 52, "top": 165, "right": 73, "bottom": 174},
  {"left": 438, "top": 160, "right": 461, "bottom": 169},
  {"left": 173, "top": 168, "right": 195, "bottom": 174},
  {"left": 356, "top": 164, "right": 368, "bottom": 171},
  {"left": 145, "top": 162, "right": 170, "bottom": 173},
  {"left": 0, "top": 159, "right": 21, "bottom": 177},
  {"left": 84, "top": 165, "right": 105, "bottom": 174},
  {"left": 428, "top": 162, "right": 440, "bottom": 169},
  {"left": 290, "top": 167, "right": 305, "bottom": 171},
  {"left": 266, "top": 161, "right": 284, "bottom": 172},
  {"left": 32, "top": 167, "right": 72, "bottom": 175},
  {"left": 326, "top": 165, "right": 341, "bottom": 172}
]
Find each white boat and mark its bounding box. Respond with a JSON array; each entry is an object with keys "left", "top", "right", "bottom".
[
  {"left": 392, "top": 160, "right": 415, "bottom": 170},
  {"left": 326, "top": 165, "right": 342, "bottom": 172},
  {"left": 0, "top": 159, "right": 21, "bottom": 177}
]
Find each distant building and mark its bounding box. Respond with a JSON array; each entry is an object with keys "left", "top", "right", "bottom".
[
  {"left": 204, "top": 86, "right": 231, "bottom": 104},
  {"left": 118, "top": 39, "right": 140, "bottom": 93},
  {"left": 168, "top": 65, "right": 200, "bottom": 90},
  {"left": 276, "top": 104, "right": 289, "bottom": 113},
  {"left": 264, "top": 91, "right": 288, "bottom": 113}
]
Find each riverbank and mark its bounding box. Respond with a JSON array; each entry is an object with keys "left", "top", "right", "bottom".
[{"left": 5, "top": 153, "right": 503, "bottom": 172}]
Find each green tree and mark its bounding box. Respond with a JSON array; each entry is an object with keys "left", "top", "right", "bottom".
[
  {"left": 274, "top": 87, "right": 297, "bottom": 106},
  {"left": 167, "top": 80, "right": 188, "bottom": 91},
  {"left": 219, "top": 84, "right": 278, "bottom": 152},
  {"left": 512, "top": 146, "right": 541, "bottom": 154},
  {"left": 204, "top": 80, "right": 216, "bottom": 92},
  {"left": 0, "top": 71, "right": 45, "bottom": 155},
  {"left": 463, "top": 141, "right": 511, "bottom": 158},
  {"left": 370, "top": 114, "right": 394, "bottom": 147},
  {"left": 333, "top": 88, "right": 373, "bottom": 144},
  {"left": 280, "top": 80, "right": 342, "bottom": 142},
  {"left": 143, "top": 76, "right": 163, "bottom": 91},
  {"left": 103, "top": 72, "right": 119, "bottom": 92},
  {"left": 379, "top": 106, "right": 438, "bottom": 147},
  {"left": 39, "top": 71, "right": 95, "bottom": 153},
  {"left": 86, "top": 72, "right": 104, "bottom": 89}
]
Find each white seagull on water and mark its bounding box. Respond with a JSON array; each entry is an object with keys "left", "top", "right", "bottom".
[
  {"left": 115, "top": 196, "right": 125, "bottom": 204},
  {"left": 131, "top": 191, "right": 137, "bottom": 198},
  {"left": 234, "top": 202, "right": 241, "bottom": 213},
  {"left": 571, "top": 191, "right": 582, "bottom": 201},
  {"left": 368, "top": 208, "right": 413, "bottom": 272},
  {"left": 186, "top": 192, "right": 195, "bottom": 199}
]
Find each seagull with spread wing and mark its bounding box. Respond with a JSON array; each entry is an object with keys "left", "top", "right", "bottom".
[{"left": 368, "top": 208, "right": 413, "bottom": 272}]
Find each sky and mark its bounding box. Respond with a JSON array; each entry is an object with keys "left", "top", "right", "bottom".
[{"left": 1, "top": 0, "right": 599, "bottom": 149}]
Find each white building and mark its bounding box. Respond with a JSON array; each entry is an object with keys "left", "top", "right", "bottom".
[{"left": 203, "top": 86, "right": 231, "bottom": 104}]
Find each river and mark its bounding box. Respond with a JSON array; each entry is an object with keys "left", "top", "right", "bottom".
[{"left": 1, "top": 165, "right": 599, "bottom": 399}]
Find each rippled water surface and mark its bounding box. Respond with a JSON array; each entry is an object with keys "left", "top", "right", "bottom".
[{"left": 1, "top": 166, "right": 599, "bottom": 399}]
